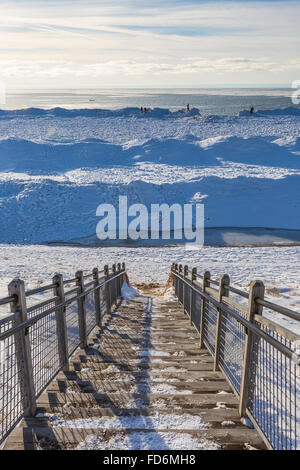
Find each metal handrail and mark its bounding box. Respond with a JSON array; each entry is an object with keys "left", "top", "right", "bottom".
[
  {"left": 256, "top": 297, "right": 300, "bottom": 322},
  {"left": 172, "top": 270, "right": 297, "bottom": 358},
  {"left": 82, "top": 273, "right": 93, "bottom": 280},
  {"left": 0, "top": 262, "right": 126, "bottom": 447},
  {"left": 193, "top": 272, "right": 249, "bottom": 298},
  {"left": 172, "top": 264, "right": 300, "bottom": 450},
  {"left": 0, "top": 270, "right": 125, "bottom": 341},
  {"left": 25, "top": 283, "right": 58, "bottom": 296},
  {"left": 62, "top": 277, "right": 77, "bottom": 285},
  {"left": 224, "top": 284, "right": 249, "bottom": 299},
  {"left": 0, "top": 295, "right": 16, "bottom": 305},
  {"left": 208, "top": 278, "right": 219, "bottom": 287}
]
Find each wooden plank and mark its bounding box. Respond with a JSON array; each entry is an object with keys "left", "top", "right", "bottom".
[
  {"left": 46, "top": 379, "right": 232, "bottom": 394},
  {"left": 3, "top": 426, "right": 266, "bottom": 450},
  {"left": 37, "top": 391, "right": 239, "bottom": 408},
  {"left": 32, "top": 406, "right": 242, "bottom": 421},
  {"left": 57, "top": 370, "right": 224, "bottom": 381}
]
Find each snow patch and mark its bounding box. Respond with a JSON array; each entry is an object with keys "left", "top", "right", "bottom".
[
  {"left": 121, "top": 281, "right": 139, "bottom": 301},
  {"left": 74, "top": 431, "right": 220, "bottom": 450},
  {"left": 44, "top": 411, "right": 209, "bottom": 430}
]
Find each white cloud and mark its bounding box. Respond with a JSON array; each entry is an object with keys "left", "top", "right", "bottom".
[
  {"left": 0, "top": 56, "right": 299, "bottom": 80},
  {"left": 0, "top": 1, "right": 299, "bottom": 87}
]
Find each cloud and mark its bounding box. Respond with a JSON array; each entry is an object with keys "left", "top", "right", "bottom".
[
  {"left": 0, "top": 57, "right": 299, "bottom": 80},
  {"left": 0, "top": 1, "right": 299, "bottom": 86}
]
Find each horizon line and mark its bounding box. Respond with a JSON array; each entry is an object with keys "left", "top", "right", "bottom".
[{"left": 7, "top": 84, "right": 293, "bottom": 91}]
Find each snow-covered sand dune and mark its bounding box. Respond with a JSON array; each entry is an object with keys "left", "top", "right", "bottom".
[
  {"left": 0, "top": 106, "right": 299, "bottom": 244},
  {"left": 0, "top": 106, "right": 299, "bottom": 324}
]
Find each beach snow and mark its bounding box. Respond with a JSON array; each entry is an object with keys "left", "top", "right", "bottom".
[
  {"left": 0, "top": 107, "right": 299, "bottom": 244},
  {"left": 0, "top": 106, "right": 299, "bottom": 330}
]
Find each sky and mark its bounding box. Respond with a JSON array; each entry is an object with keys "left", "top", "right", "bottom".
[{"left": 0, "top": 0, "right": 299, "bottom": 89}]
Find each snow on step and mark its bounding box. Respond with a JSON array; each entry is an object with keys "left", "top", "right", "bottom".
[
  {"left": 38, "top": 411, "right": 209, "bottom": 430},
  {"left": 75, "top": 431, "right": 220, "bottom": 450}
]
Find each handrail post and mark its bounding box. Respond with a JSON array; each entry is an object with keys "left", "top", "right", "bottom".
[
  {"left": 171, "top": 263, "right": 175, "bottom": 287},
  {"left": 239, "top": 280, "right": 265, "bottom": 417},
  {"left": 174, "top": 263, "right": 178, "bottom": 294},
  {"left": 121, "top": 262, "right": 126, "bottom": 294},
  {"left": 117, "top": 263, "right": 121, "bottom": 297},
  {"left": 199, "top": 271, "right": 210, "bottom": 348},
  {"left": 93, "top": 268, "right": 101, "bottom": 328},
  {"left": 112, "top": 264, "right": 117, "bottom": 306},
  {"left": 104, "top": 265, "right": 111, "bottom": 315},
  {"left": 8, "top": 279, "right": 36, "bottom": 417},
  {"left": 75, "top": 270, "right": 87, "bottom": 348},
  {"left": 183, "top": 265, "right": 188, "bottom": 314},
  {"left": 214, "top": 274, "right": 230, "bottom": 371},
  {"left": 53, "top": 274, "right": 69, "bottom": 370},
  {"left": 190, "top": 267, "right": 197, "bottom": 325},
  {"left": 178, "top": 264, "right": 183, "bottom": 304}
]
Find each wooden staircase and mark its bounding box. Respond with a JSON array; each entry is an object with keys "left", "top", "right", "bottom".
[{"left": 3, "top": 293, "right": 266, "bottom": 450}]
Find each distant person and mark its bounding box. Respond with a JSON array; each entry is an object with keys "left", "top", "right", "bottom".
[
  {"left": 250, "top": 106, "right": 254, "bottom": 114},
  {"left": 187, "top": 104, "right": 190, "bottom": 112},
  {"left": 144, "top": 107, "right": 147, "bottom": 113},
  {"left": 140, "top": 106, "right": 143, "bottom": 113}
]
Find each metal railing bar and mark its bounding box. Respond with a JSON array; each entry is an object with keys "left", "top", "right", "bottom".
[
  {"left": 75, "top": 271, "right": 124, "bottom": 300},
  {"left": 82, "top": 273, "right": 93, "bottom": 280},
  {"left": 63, "top": 269, "right": 105, "bottom": 285},
  {"left": 187, "top": 271, "right": 249, "bottom": 298},
  {"left": 177, "top": 269, "right": 250, "bottom": 299},
  {"left": 224, "top": 284, "right": 249, "bottom": 299},
  {"left": 0, "top": 295, "right": 16, "bottom": 305},
  {"left": 195, "top": 273, "right": 203, "bottom": 280},
  {"left": 62, "top": 277, "right": 77, "bottom": 285},
  {"left": 25, "top": 283, "right": 58, "bottom": 296},
  {"left": 256, "top": 298, "right": 300, "bottom": 322},
  {"left": 0, "top": 313, "right": 16, "bottom": 325}
]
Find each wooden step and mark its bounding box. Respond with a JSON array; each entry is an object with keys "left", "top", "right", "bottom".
[
  {"left": 46, "top": 379, "right": 232, "bottom": 394},
  {"left": 32, "top": 406, "right": 242, "bottom": 422},
  {"left": 57, "top": 369, "right": 224, "bottom": 382},
  {"left": 3, "top": 426, "right": 265, "bottom": 450},
  {"left": 37, "top": 391, "right": 239, "bottom": 409}
]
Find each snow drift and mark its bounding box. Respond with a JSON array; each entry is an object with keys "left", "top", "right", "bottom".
[{"left": 0, "top": 107, "right": 299, "bottom": 244}]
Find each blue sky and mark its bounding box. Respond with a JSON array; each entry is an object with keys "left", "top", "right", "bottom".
[{"left": 0, "top": 0, "right": 299, "bottom": 88}]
